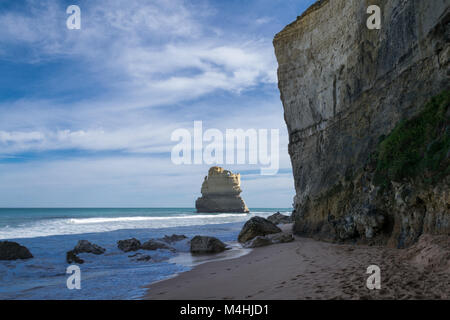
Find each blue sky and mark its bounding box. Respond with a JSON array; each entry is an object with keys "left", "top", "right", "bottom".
[{"left": 0, "top": 0, "right": 315, "bottom": 208}]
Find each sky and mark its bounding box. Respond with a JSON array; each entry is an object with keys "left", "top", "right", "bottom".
[{"left": 0, "top": 0, "right": 315, "bottom": 208}]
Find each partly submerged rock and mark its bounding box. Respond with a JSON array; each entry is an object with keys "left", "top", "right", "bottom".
[
  {"left": 66, "top": 250, "right": 84, "bottom": 264},
  {"left": 73, "top": 240, "right": 106, "bottom": 255},
  {"left": 129, "top": 253, "right": 152, "bottom": 262},
  {"left": 117, "top": 238, "right": 141, "bottom": 252},
  {"left": 141, "top": 239, "right": 175, "bottom": 252},
  {"left": 190, "top": 236, "right": 227, "bottom": 254},
  {"left": 137, "top": 255, "right": 152, "bottom": 262},
  {"left": 238, "top": 217, "right": 282, "bottom": 243},
  {"left": 196, "top": 166, "right": 249, "bottom": 213},
  {"left": 267, "top": 212, "right": 292, "bottom": 225},
  {"left": 160, "top": 234, "right": 188, "bottom": 243},
  {"left": 0, "top": 241, "right": 33, "bottom": 260}
]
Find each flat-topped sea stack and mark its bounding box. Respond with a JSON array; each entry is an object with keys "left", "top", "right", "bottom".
[{"left": 196, "top": 167, "right": 250, "bottom": 213}]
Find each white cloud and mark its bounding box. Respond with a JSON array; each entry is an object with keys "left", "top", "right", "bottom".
[
  {"left": 0, "top": 131, "right": 44, "bottom": 143},
  {"left": 0, "top": 0, "right": 294, "bottom": 207},
  {"left": 0, "top": 0, "right": 276, "bottom": 102}
]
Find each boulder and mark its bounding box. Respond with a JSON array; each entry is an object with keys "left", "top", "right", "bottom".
[
  {"left": 267, "top": 212, "right": 292, "bottom": 225},
  {"left": 190, "top": 236, "right": 227, "bottom": 254},
  {"left": 160, "top": 234, "right": 187, "bottom": 243},
  {"left": 243, "top": 232, "right": 295, "bottom": 248},
  {"left": 0, "top": 241, "right": 33, "bottom": 260},
  {"left": 238, "top": 216, "right": 282, "bottom": 243},
  {"left": 73, "top": 240, "right": 106, "bottom": 255},
  {"left": 141, "top": 239, "right": 175, "bottom": 252},
  {"left": 117, "top": 238, "right": 141, "bottom": 252},
  {"left": 129, "top": 253, "right": 152, "bottom": 262},
  {"left": 243, "top": 236, "right": 273, "bottom": 248},
  {"left": 268, "top": 232, "right": 295, "bottom": 244},
  {"left": 66, "top": 250, "right": 84, "bottom": 264}
]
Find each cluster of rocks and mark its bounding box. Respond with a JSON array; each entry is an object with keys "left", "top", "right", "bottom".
[
  {"left": 1, "top": 214, "right": 294, "bottom": 263},
  {"left": 65, "top": 234, "right": 188, "bottom": 264},
  {"left": 117, "top": 235, "right": 188, "bottom": 262},
  {"left": 238, "top": 214, "right": 294, "bottom": 248},
  {"left": 67, "top": 240, "right": 106, "bottom": 264},
  {"left": 117, "top": 234, "right": 187, "bottom": 253},
  {"left": 187, "top": 212, "right": 294, "bottom": 254},
  {"left": 116, "top": 234, "right": 189, "bottom": 262}
]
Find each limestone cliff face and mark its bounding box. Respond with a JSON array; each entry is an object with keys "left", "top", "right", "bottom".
[
  {"left": 196, "top": 167, "right": 250, "bottom": 213},
  {"left": 274, "top": 0, "right": 449, "bottom": 248}
]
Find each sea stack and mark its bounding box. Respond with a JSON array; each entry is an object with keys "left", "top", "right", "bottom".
[{"left": 196, "top": 166, "right": 249, "bottom": 213}]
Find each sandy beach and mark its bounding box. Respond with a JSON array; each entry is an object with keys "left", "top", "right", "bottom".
[{"left": 144, "top": 228, "right": 449, "bottom": 300}]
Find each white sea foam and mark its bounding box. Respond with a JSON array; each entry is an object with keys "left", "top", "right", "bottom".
[
  {"left": 0, "top": 211, "right": 285, "bottom": 240},
  {"left": 69, "top": 213, "right": 248, "bottom": 224}
]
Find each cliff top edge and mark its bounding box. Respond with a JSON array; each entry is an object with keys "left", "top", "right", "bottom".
[{"left": 273, "top": 0, "right": 329, "bottom": 43}]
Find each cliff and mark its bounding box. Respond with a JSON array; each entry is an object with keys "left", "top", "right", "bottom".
[
  {"left": 274, "top": 0, "right": 449, "bottom": 248},
  {"left": 196, "top": 167, "right": 250, "bottom": 213}
]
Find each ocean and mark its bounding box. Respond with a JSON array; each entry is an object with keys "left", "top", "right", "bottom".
[{"left": 0, "top": 208, "right": 290, "bottom": 300}]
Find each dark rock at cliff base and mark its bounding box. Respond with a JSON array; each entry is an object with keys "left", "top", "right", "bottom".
[
  {"left": 66, "top": 250, "right": 84, "bottom": 264},
  {"left": 243, "top": 236, "right": 273, "bottom": 248},
  {"left": 159, "top": 234, "right": 188, "bottom": 243},
  {"left": 73, "top": 240, "right": 106, "bottom": 255},
  {"left": 238, "top": 217, "right": 282, "bottom": 243},
  {"left": 243, "top": 232, "right": 295, "bottom": 248},
  {"left": 0, "top": 241, "right": 33, "bottom": 260},
  {"left": 268, "top": 232, "right": 295, "bottom": 244},
  {"left": 141, "top": 239, "right": 175, "bottom": 252},
  {"left": 117, "top": 238, "right": 141, "bottom": 252},
  {"left": 267, "top": 212, "right": 292, "bottom": 225},
  {"left": 190, "top": 236, "right": 227, "bottom": 254},
  {"left": 196, "top": 166, "right": 249, "bottom": 213}
]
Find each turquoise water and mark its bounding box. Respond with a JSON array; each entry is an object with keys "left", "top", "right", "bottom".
[{"left": 0, "top": 208, "right": 290, "bottom": 299}]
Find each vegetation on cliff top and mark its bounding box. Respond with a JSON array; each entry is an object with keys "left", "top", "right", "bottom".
[{"left": 373, "top": 90, "right": 450, "bottom": 188}]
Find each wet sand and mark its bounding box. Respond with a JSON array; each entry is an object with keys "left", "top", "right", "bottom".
[{"left": 144, "top": 232, "right": 449, "bottom": 300}]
